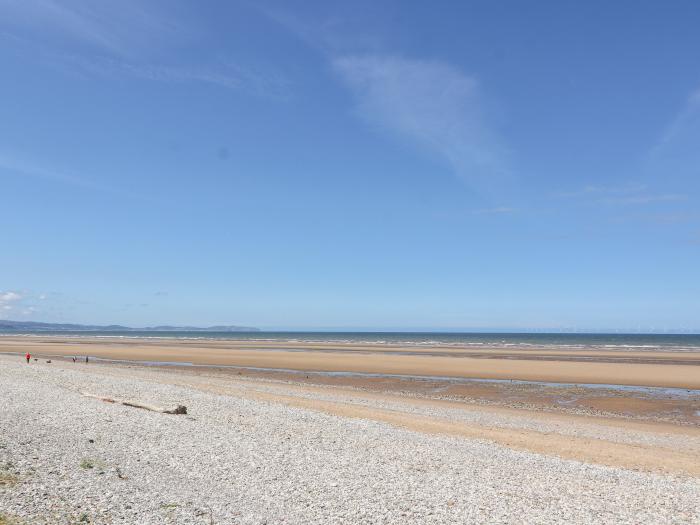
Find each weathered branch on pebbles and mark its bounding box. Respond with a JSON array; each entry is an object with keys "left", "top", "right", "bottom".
[{"left": 80, "top": 392, "right": 187, "bottom": 415}]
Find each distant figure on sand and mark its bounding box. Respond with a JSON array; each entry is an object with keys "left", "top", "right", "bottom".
[
  {"left": 85, "top": 356, "right": 89, "bottom": 364},
  {"left": 25, "top": 352, "right": 31, "bottom": 364},
  {"left": 72, "top": 356, "right": 76, "bottom": 363}
]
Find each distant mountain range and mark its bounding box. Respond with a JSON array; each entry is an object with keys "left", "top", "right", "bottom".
[{"left": 0, "top": 320, "right": 259, "bottom": 332}]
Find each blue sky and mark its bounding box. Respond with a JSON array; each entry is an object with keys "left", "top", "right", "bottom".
[{"left": 1, "top": 0, "right": 699, "bottom": 331}]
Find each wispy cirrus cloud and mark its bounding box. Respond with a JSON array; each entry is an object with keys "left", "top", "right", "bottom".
[
  {"left": 648, "top": 88, "right": 700, "bottom": 193},
  {"left": 653, "top": 88, "right": 700, "bottom": 154},
  {"left": 554, "top": 183, "right": 686, "bottom": 206},
  {"left": 64, "top": 55, "right": 290, "bottom": 98},
  {"left": 598, "top": 194, "right": 686, "bottom": 205},
  {"left": 258, "top": 7, "right": 511, "bottom": 188},
  {"left": 333, "top": 55, "right": 508, "bottom": 185},
  {"left": 472, "top": 206, "right": 517, "bottom": 215},
  {"left": 0, "top": 0, "right": 186, "bottom": 57},
  {"left": 0, "top": 0, "right": 287, "bottom": 97},
  {"left": 552, "top": 183, "right": 648, "bottom": 199},
  {"left": 0, "top": 152, "right": 133, "bottom": 195}
]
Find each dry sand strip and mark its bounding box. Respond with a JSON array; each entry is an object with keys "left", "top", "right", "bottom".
[
  {"left": 4, "top": 336, "right": 700, "bottom": 361},
  {"left": 1, "top": 356, "right": 699, "bottom": 525},
  {"left": 1, "top": 336, "right": 700, "bottom": 388}
]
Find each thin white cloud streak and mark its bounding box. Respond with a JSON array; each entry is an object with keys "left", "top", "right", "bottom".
[
  {"left": 0, "top": 152, "right": 136, "bottom": 196},
  {"left": 0, "top": 0, "right": 186, "bottom": 58},
  {"left": 1, "top": 1, "right": 287, "bottom": 97},
  {"left": 257, "top": 6, "right": 383, "bottom": 56},
  {"left": 65, "top": 55, "right": 290, "bottom": 98},
  {"left": 472, "top": 207, "right": 517, "bottom": 215},
  {"left": 553, "top": 184, "right": 686, "bottom": 206},
  {"left": 1, "top": 153, "right": 86, "bottom": 187},
  {"left": 653, "top": 88, "right": 700, "bottom": 154},
  {"left": 598, "top": 194, "right": 686, "bottom": 205},
  {"left": 333, "top": 55, "right": 508, "bottom": 184},
  {"left": 552, "top": 184, "right": 648, "bottom": 199}
]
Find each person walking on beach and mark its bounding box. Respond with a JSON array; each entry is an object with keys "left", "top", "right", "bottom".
[
  {"left": 85, "top": 355, "right": 89, "bottom": 364},
  {"left": 25, "top": 352, "right": 31, "bottom": 364}
]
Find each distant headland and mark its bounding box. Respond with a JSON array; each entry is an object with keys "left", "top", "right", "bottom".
[{"left": 0, "top": 320, "right": 259, "bottom": 332}]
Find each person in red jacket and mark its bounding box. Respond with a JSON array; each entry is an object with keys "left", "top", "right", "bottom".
[{"left": 25, "top": 352, "right": 31, "bottom": 364}]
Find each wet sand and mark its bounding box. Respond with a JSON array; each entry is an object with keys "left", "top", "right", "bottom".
[
  {"left": 2, "top": 335, "right": 699, "bottom": 389},
  {"left": 172, "top": 365, "right": 700, "bottom": 426}
]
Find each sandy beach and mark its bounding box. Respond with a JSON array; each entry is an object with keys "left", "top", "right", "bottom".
[
  {"left": 1, "top": 336, "right": 699, "bottom": 389},
  {"left": 1, "top": 343, "right": 699, "bottom": 523}
]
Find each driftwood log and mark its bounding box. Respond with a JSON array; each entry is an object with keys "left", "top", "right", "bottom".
[{"left": 81, "top": 392, "right": 187, "bottom": 414}]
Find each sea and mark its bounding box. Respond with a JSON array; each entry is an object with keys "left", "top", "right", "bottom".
[{"left": 1, "top": 330, "right": 699, "bottom": 352}]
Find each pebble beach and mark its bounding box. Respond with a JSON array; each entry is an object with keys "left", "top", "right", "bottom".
[{"left": 1, "top": 354, "right": 698, "bottom": 524}]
